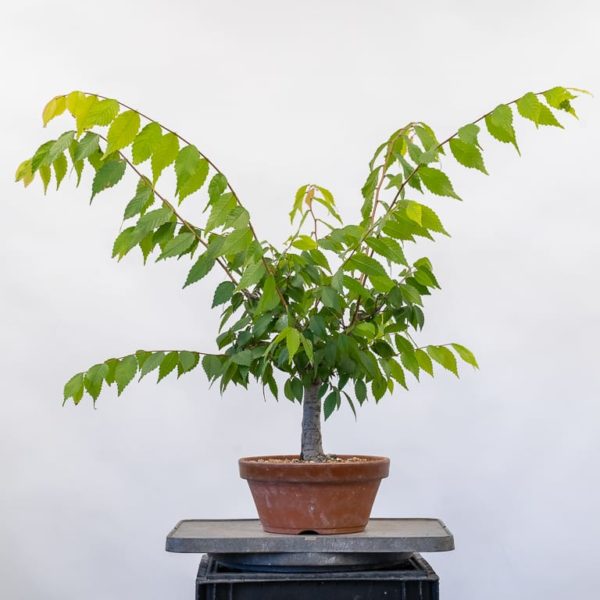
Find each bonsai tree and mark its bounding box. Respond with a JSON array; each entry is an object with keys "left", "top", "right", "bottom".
[{"left": 16, "top": 87, "right": 585, "bottom": 461}]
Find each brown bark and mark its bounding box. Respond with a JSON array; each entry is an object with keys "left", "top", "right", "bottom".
[{"left": 301, "top": 382, "right": 325, "bottom": 461}]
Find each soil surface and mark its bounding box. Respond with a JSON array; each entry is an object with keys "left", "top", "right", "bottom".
[{"left": 254, "top": 455, "right": 369, "bottom": 464}]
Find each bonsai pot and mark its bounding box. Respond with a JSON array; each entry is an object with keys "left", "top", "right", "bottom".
[{"left": 239, "top": 455, "right": 390, "bottom": 534}]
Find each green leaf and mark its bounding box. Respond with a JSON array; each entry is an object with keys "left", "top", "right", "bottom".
[
  {"left": 543, "top": 87, "right": 578, "bottom": 117},
  {"left": 320, "top": 286, "right": 342, "bottom": 311},
  {"left": 292, "top": 235, "right": 318, "bottom": 250},
  {"left": 158, "top": 351, "right": 179, "bottom": 382},
  {"left": 485, "top": 104, "right": 519, "bottom": 152},
  {"left": 217, "top": 228, "right": 253, "bottom": 256},
  {"left": 206, "top": 193, "right": 237, "bottom": 232},
  {"left": 46, "top": 131, "right": 75, "bottom": 165},
  {"left": 184, "top": 252, "right": 216, "bottom": 287},
  {"left": 400, "top": 283, "right": 422, "bottom": 305},
  {"left": 323, "top": 391, "right": 338, "bottom": 420},
  {"left": 419, "top": 166, "right": 461, "bottom": 200},
  {"left": 115, "top": 355, "right": 138, "bottom": 395},
  {"left": 449, "top": 138, "right": 488, "bottom": 174},
  {"left": 73, "top": 132, "right": 100, "bottom": 162},
  {"left": 355, "top": 379, "right": 367, "bottom": 405},
  {"left": 15, "top": 159, "right": 34, "bottom": 187},
  {"left": 53, "top": 154, "right": 67, "bottom": 189},
  {"left": 457, "top": 123, "right": 481, "bottom": 146},
  {"left": 286, "top": 328, "right": 301, "bottom": 363},
  {"left": 427, "top": 345, "right": 458, "bottom": 376},
  {"left": 136, "top": 207, "right": 174, "bottom": 235},
  {"left": 175, "top": 145, "right": 209, "bottom": 202},
  {"left": 132, "top": 122, "right": 162, "bottom": 164},
  {"left": 256, "top": 276, "right": 280, "bottom": 314},
  {"left": 208, "top": 173, "right": 228, "bottom": 204},
  {"left": 451, "top": 343, "right": 479, "bottom": 368},
  {"left": 516, "top": 92, "right": 562, "bottom": 128},
  {"left": 238, "top": 261, "right": 267, "bottom": 289},
  {"left": 212, "top": 281, "right": 236, "bottom": 307},
  {"left": 346, "top": 252, "right": 389, "bottom": 279},
  {"left": 366, "top": 237, "right": 407, "bottom": 265},
  {"left": 202, "top": 354, "right": 224, "bottom": 381},
  {"left": 31, "top": 141, "right": 54, "bottom": 172},
  {"left": 64, "top": 372, "right": 84, "bottom": 405},
  {"left": 84, "top": 363, "right": 109, "bottom": 401},
  {"left": 91, "top": 159, "right": 126, "bottom": 199},
  {"left": 39, "top": 164, "right": 51, "bottom": 193},
  {"left": 388, "top": 358, "right": 408, "bottom": 389},
  {"left": 139, "top": 352, "right": 165, "bottom": 379},
  {"left": 415, "top": 349, "right": 433, "bottom": 376},
  {"left": 158, "top": 232, "right": 195, "bottom": 260},
  {"left": 43, "top": 95, "right": 67, "bottom": 126},
  {"left": 104, "top": 110, "right": 140, "bottom": 157},
  {"left": 178, "top": 351, "right": 199, "bottom": 376},
  {"left": 151, "top": 133, "right": 179, "bottom": 182},
  {"left": 232, "top": 350, "right": 253, "bottom": 366},
  {"left": 86, "top": 98, "right": 119, "bottom": 127},
  {"left": 124, "top": 180, "right": 154, "bottom": 219}
]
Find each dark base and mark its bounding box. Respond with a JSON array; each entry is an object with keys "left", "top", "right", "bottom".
[{"left": 196, "top": 553, "right": 439, "bottom": 600}]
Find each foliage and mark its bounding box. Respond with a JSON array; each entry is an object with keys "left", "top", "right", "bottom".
[{"left": 16, "top": 87, "right": 586, "bottom": 417}]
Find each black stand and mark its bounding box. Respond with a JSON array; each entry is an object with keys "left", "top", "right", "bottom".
[{"left": 166, "top": 519, "right": 453, "bottom": 599}]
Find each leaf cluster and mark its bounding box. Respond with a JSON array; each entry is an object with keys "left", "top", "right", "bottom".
[{"left": 16, "top": 87, "right": 586, "bottom": 416}]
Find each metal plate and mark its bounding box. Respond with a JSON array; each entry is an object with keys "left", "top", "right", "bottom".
[{"left": 166, "top": 518, "right": 454, "bottom": 554}]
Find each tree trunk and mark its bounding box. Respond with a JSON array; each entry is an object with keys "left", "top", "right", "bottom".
[{"left": 301, "top": 382, "right": 325, "bottom": 461}]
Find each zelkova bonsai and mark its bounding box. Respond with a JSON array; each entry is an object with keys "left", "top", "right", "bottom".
[{"left": 16, "top": 88, "right": 585, "bottom": 462}]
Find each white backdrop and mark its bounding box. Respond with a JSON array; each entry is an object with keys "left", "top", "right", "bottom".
[{"left": 1, "top": 1, "right": 599, "bottom": 598}]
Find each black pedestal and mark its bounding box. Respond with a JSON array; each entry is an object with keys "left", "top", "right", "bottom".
[{"left": 196, "top": 553, "right": 439, "bottom": 600}]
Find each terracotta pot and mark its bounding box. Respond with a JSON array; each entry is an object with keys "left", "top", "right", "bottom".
[{"left": 239, "top": 455, "right": 390, "bottom": 534}]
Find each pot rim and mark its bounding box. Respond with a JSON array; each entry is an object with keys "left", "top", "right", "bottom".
[{"left": 239, "top": 454, "right": 390, "bottom": 482}]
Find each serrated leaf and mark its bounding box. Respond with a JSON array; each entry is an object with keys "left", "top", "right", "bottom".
[
  {"left": 419, "top": 166, "right": 461, "bottom": 200},
  {"left": 139, "top": 352, "right": 165, "bottom": 379},
  {"left": 178, "top": 351, "right": 199, "bottom": 376},
  {"left": 457, "top": 123, "right": 481, "bottom": 146},
  {"left": 175, "top": 145, "right": 209, "bottom": 202},
  {"left": 86, "top": 98, "right": 119, "bottom": 127},
  {"left": 292, "top": 235, "right": 318, "bottom": 250},
  {"left": 449, "top": 138, "right": 488, "bottom": 174},
  {"left": 104, "top": 110, "right": 140, "bottom": 157},
  {"left": 132, "top": 122, "right": 162, "bottom": 164},
  {"left": 184, "top": 252, "right": 215, "bottom": 287},
  {"left": 42, "top": 95, "right": 66, "bottom": 126},
  {"left": 84, "top": 363, "right": 109, "bottom": 401},
  {"left": 158, "top": 351, "right": 179, "bottom": 382},
  {"left": 451, "top": 343, "right": 479, "bottom": 368},
  {"left": 151, "top": 133, "right": 179, "bottom": 182},
  {"left": 388, "top": 358, "right": 408, "bottom": 389},
  {"left": 217, "top": 228, "right": 253, "bottom": 256},
  {"left": 543, "top": 87, "right": 578, "bottom": 117},
  {"left": 256, "top": 276, "right": 280, "bottom": 314},
  {"left": 46, "top": 131, "right": 75, "bottom": 165},
  {"left": 136, "top": 207, "right": 174, "bottom": 234},
  {"left": 415, "top": 349, "right": 433, "bottom": 376},
  {"left": 115, "top": 355, "right": 138, "bottom": 395},
  {"left": 212, "top": 281, "right": 235, "bottom": 307},
  {"left": 73, "top": 132, "right": 100, "bottom": 162},
  {"left": 91, "top": 159, "right": 126, "bottom": 199},
  {"left": 15, "top": 159, "right": 34, "bottom": 187},
  {"left": 355, "top": 379, "right": 367, "bottom": 404},
  {"left": 31, "top": 141, "right": 54, "bottom": 172},
  {"left": 158, "top": 232, "right": 195, "bottom": 260},
  {"left": 53, "top": 153, "right": 67, "bottom": 189},
  {"left": 232, "top": 350, "right": 253, "bottom": 366},
  {"left": 64, "top": 372, "right": 84, "bottom": 405},
  {"left": 286, "top": 328, "right": 301, "bottom": 363},
  {"left": 39, "top": 164, "right": 51, "bottom": 193},
  {"left": 365, "top": 237, "right": 407, "bottom": 265},
  {"left": 124, "top": 180, "right": 154, "bottom": 219},
  {"left": 427, "top": 345, "right": 458, "bottom": 376},
  {"left": 206, "top": 193, "right": 237, "bottom": 232},
  {"left": 238, "top": 261, "right": 266, "bottom": 289},
  {"left": 323, "top": 391, "right": 338, "bottom": 420},
  {"left": 516, "top": 92, "right": 562, "bottom": 128},
  {"left": 208, "top": 173, "right": 228, "bottom": 204},
  {"left": 202, "top": 354, "right": 224, "bottom": 380},
  {"left": 485, "top": 104, "right": 519, "bottom": 153}
]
